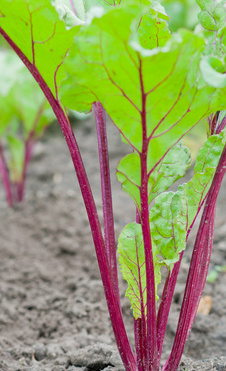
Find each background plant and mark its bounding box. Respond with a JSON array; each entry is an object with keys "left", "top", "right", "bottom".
[
  {"left": 0, "top": 1, "right": 225, "bottom": 371},
  {"left": 0, "top": 49, "right": 54, "bottom": 206}
]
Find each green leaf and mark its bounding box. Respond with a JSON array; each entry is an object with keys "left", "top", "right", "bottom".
[
  {"left": 150, "top": 131, "right": 226, "bottom": 266},
  {"left": 61, "top": 5, "right": 226, "bottom": 173},
  {"left": 117, "top": 142, "right": 191, "bottom": 209},
  {"left": 118, "top": 222, "right": 161, "bottom": 319},
  {"left": 0, "top": 0, "right": 79, "bottom": 99}
]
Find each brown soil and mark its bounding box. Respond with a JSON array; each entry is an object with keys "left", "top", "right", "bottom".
[{"left": 0, "top": 117, "right": 225, "bottom": 370}]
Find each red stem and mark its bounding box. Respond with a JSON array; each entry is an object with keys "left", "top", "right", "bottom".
[
  {"left": 0, "top": 27, "right": 137, "bottom": 371},
  {"left": 188, "top": 211, "right": 215, "bottom": 329},
  {"left": 0, "top": 141, "right": 13, "bottom": 207},
  {"left": 134, "top": 209, "right": 147, "bottom": 370},
  {"left": 134, "top": 318, "right": 146, "bottom": 371},
  {"left": 139, "top": 59, "right": 157, "bottom": 371},
  {"left": 216, "top": 115, "right": 226, "bottom": 134},
  {"left": 93, "top": 102, "right": 120, "bottom": 301},
  {"left": 16, "top": 135, "right": 34, "bottom": 202},
  {"left": 163, "top": 144, "right": 226, "bottom": 371}
]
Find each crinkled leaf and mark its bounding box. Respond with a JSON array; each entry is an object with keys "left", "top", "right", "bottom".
[
  {"left": 148, "top": 142, "right": 191, "bottom": 203},
  {"left": 0, "top": 0, "right": 79, "bottom": 99},
  {"left": 178, "top": 131, "right": 226, "bottom": 228},
  {"left": 150, "top": 131, "right": 226, "bottom": 266},
  {"left": 197, "top": 0, "right": 226, "bottom": 88},
  {"left": 150, "top": 192, "right": 186, "bottom": 265},
  {"left": 118, "top": 222, "right": 161, "bottom": 319},
  {"left": 61, "top": 5, "right": 226, "bottom": 174},
  {"left": 197, "top": 0, "right": 226, "bottom": 32},
  {"left": 197, "top": 0, "right": 226, "bottom": 64},
  {"left": 117, "top": 142, "right": 191, "bottom": 209}
]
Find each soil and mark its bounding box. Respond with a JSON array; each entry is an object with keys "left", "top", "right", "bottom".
[{"left": 0, "top": 116, "right": 225, "bottom": 371}]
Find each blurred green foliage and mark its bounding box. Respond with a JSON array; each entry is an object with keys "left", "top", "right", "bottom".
[{"left": 160, "top": 0, "right": 199, "bottom": 31}]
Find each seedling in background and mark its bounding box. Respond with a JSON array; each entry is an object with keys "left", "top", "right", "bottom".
[
  {"left": 207, "top": 265, "right": 226, "bottom": 283},
  {"left": 0, "top": 1, "right": 226, "bottom": 370},
  {"left": 0, "top": 50, "right": 54, "bottom": 206}
]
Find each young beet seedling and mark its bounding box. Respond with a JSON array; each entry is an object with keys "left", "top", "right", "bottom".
[
  {"left": 0, "top": 49, "right": 54, "bottom": 206},
  {"left": 0, "top": 0, "right": 226, "bottom": 370}
]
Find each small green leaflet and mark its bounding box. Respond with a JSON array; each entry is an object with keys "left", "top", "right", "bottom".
[
  {"left": 117, "top": 142, "right": 191, "bottom": 210},
  {"left": 0, "top": 0, "right": 79, "bottom": 99},
  {"left": 150, "top": 191, "right": 187, "bottom": 266},
  {"left": 150, "top": 131, "right": 226, "bottom": 266},
  {"left": 118, "top": 222, "right": 161, "bottom": 319}
]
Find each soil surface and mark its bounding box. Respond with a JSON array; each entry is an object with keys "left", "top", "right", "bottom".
[{"left": 0, "top": 117, "right": 225, "bottom": 371}]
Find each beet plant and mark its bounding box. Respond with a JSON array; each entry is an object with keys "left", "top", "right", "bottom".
[
  {"left": 0, "top": 50, "right": 54, "bottom": 206},
  {"left": 0, "top": 0, "right": 226, "bottom": 370}
]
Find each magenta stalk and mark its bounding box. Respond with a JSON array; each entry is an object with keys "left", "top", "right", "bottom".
[
  {"left": 93, "top": 102, "right": 120, "bottom": 301},
  {"left": 133, "top": 209, "right": 147, "bottom": 370},
  {"left": 134, "top": 318, "right": 146, "bottom": 371},
  {"left": 188, "top": 212, "right": 215, "bottom": 330},
  {"left": 156, "top": 256, "right": 182, "bottom": 367},
  {"left": 0, "top": 27, "right": 137, "bottom": 371},
  {"left": 139, "top": 60, "right": 158, "bottom": 369},
  {"left": 17, "top": 135, "right": 34, "bottom": 202}
]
